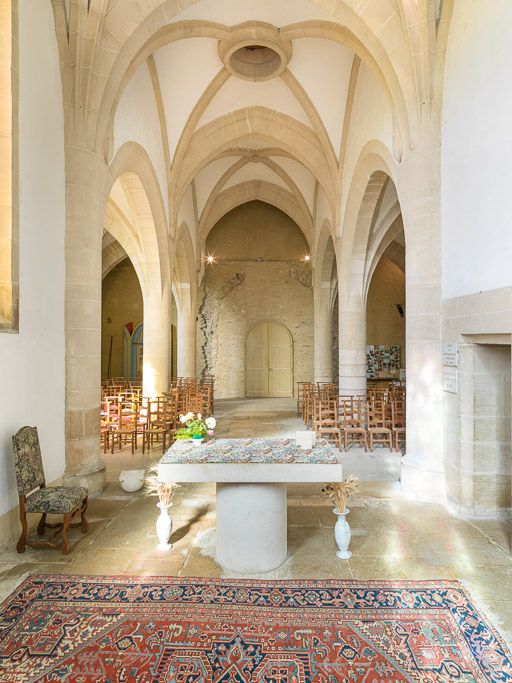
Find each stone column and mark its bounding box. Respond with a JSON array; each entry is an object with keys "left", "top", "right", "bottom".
[
  {"left": 142, "top": 283, "right": 170, "bottom": 396},
  {"left": 177, "top": 304, "right": 196, "bottom": 378},
  {"left": 64, "top": 146, "right": 107, "bottom": 495},
  {"left": 313, "top": 282, "right": 333, "bottom": 382},
  {"left": 398, "top": 135, "right": 445, "bottom": 501},
  {"left": 338, "top": 281, "right": 367, "bottom": 397}
]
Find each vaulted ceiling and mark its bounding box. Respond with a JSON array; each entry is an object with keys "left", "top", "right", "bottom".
[
  {"left": 109, "top": 4, "right": 396, "bottom": 256},
  {"left": 82, "top": 0, "right": 450, "bottom": 286}
]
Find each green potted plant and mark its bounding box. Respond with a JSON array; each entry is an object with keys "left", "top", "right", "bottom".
[{"left": 174, "top": 412, "right": 216, "bottom": 445}]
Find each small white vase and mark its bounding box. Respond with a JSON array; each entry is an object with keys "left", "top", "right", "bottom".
[
  {"left": 119, "top": 469, "right": 145, "bottom": 493},
  {"left": 192, "top": 437, "right": 204, "bottom": 446},
  {"left": 334, "top": 508, "right": 352, "bottom": 559},
  {"left": 156, "top": 502, "right": 173, "bottom": 551}
]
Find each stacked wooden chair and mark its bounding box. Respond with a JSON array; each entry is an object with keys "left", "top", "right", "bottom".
[
  {"left": 340, "top": 398, "right": 368, "bottom": 451},
  {"left": 99, "top": 376, "right": 215, "bottom": 454},
  {"left": 299, "top": 379, "right": 407, "bottom": 453},
  {"left": 366, "top": 398, "right": 392, "bottom": 451}
]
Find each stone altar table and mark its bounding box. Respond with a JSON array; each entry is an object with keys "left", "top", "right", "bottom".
[{"left": 158, "top": 438, "right": 342, "bottom": 573}]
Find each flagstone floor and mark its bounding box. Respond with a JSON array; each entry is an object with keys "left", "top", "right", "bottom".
[{"left": 0, "top": 398, "right": 511, "bottom": 647}]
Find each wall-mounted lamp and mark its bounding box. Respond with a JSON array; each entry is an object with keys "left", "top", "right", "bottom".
[
  {"left": 205, "top": 254, "right": 216, "bottom": 265},
  {"left": 303, "top": 254, "right": 311, "bottom": 263}
]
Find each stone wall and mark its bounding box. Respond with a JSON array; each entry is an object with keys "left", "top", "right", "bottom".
[
  {"left": 443, "top": 286, "right": 512, "bottom": 516},
  {"left": 198, "top": 201, "right": 313, "bottom": 397},
  {"left": 366, "top": 257, "right": 406, "bottom": 366},
  {"left": 101, "top": 259, "right": 143, "bottom": 378},
  {"left": 198, "top": 262, "right": 313, "bottom": 397}
]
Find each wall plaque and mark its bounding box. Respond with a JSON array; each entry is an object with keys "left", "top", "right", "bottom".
[
  {"left": 443, "top": 366, "right": 458, "bottom": 393},
  {"left": 443, "top": 342, "right": 459, "bottom": 367}
]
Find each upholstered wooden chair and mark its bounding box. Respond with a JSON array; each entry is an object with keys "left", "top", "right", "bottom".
[{"left": 12, "top": 426, "right": 89, "bottom": 555}]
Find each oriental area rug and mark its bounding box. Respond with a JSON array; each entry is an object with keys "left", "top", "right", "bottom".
[{"left": 0, "top": 576, "right": 510, "bottom": 683}]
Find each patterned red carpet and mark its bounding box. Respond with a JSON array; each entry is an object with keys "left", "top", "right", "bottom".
[{"left": 0, "top": 576, "right": 510, "bottom": 682}]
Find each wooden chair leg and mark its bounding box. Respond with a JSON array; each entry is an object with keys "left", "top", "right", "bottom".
[
  {"left": 80, "top": 497, "right": 89, "bottom": 534},
  {"left": 17, "top": 504, "right": 27, "bottom": 554},
  {"left": 62, "top": 513, "right": 71, "bottom": 555},
  {"left": 37, "top": 513, "right": 47, "bottom": 535}
]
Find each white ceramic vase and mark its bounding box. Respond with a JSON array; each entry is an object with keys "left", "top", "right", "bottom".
[
  {"left": 119, "top": 469, "right": 145, "bottom": 493},
  {"left": 192, "top": 437, "right": 204, "bottom": 446},
  {"left": 334, "top": 508, "right": 352, "bottom": 559},
  {"left": 156, "top": 502, "right": 173, "bottom": 551}
]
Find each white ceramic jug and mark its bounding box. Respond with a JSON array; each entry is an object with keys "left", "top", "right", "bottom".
[{"left": 119, "top": 469, "right": 145, "bottom": 493}]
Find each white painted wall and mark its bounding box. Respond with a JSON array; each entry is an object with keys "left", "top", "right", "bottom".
[
  {"left": 154, "top": 38, "right": 222, "bottom": 158},
  {"left": 0, "top": 2, "right": 65, "bottom": 521},
  {"left": 198, "top": 76, "right": 313, "bottom": 130},
  {"left": 340, "top": 61, "right": 393, "bottom": 221},
  {"left": 113, "top": 62, "right": 169, "bottom": 220},
  {"left": 174, "top": 0, "right": 331, "bottom": 25},
  {"left": 288, "top": 38, "right": 353, "bottom": 154},
  {"left": 442, "top": 0, "right": 512, "bottom": 299}
]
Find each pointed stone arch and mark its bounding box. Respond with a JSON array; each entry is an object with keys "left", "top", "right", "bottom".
[
  {"left": 313, "top": 220, "right": 338, "bottom": 382},
  {"left": 198, "top": 180, "right": 313, "bottom": 253},
  {"left": 109, "top": 142, "right": 170, "bottom": 296},
  {"left": 173, "top": 222, "right": 198, "bottom": 378},
  {"left": 171, "top": 107, "right": 338, "bottom": 222}
]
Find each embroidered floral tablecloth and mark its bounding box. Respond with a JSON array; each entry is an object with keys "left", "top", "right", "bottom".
[{"left": 161, "top": 438, "right": 341, "bottom": 465}]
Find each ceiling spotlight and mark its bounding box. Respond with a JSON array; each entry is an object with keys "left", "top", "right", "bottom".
[
  {"left": 303, "top": 254, "right": 311, "bottom": 262},
  {"left": 206, "top": 254, "right": 216, "bottom": 265}
]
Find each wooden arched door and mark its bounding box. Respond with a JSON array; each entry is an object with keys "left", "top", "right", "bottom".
[{"left": 246, "top": 321, "right": 293, "bottom": 397}]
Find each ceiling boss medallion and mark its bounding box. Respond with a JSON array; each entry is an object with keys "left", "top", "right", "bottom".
[{"left": 218, "top": 24, "right": 292, "bottom": 82}]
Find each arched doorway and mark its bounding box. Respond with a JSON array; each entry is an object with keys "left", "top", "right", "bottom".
[{"left": 246, "top": 321, "right": 293, "bottom": 398}]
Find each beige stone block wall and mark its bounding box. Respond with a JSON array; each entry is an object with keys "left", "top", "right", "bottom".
[
  {"left": 366, "top": 256, "right": 405, "bottom": 365},
  {"left": 101, "top": 258, "right": 143, "bottom": 378},
  {"left": 443, "top": 286, "right": 512, "bottom": 516},
  {"left": 198, "top": 261, "right": 313, "bottom": 398},
  {"left": 198, "top": 201, "right": 313, "bottom": 397},
  {"left": 206, "top": 200, "right": 309, "bottom": 261}
]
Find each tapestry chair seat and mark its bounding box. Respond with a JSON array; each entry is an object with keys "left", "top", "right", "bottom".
[{"left": 25, "top": 486, "right": 89, "bottom": 514}]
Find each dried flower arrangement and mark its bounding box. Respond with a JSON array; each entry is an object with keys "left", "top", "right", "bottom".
[
  {"left": 321, "top": 475, "right": 359, "bottom": 513},
  {"left": 145, "top": 463, "right": 181, "bottom": 506}
]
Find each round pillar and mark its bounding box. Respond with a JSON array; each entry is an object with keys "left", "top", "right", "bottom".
[
  {"left": 177, "top": 305, "right": 196, "bottom": 378},
  {"left": 63, "top": 146, "right": 107, "bottom": 495},
  {"left": 216, "top": 482, "right": 287, "bottom": 573},
  {"left": 313, "top": 283, "right": 334, "bottom": 383},
  {"left": 338, "top": 288, "right": 367, "bottom": 397},
  {"left": 143, "top": 284, "right": 170, "bottom": 397},
  {"left": 398, "top": 139, "right": 445, "bottom": 501}
]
